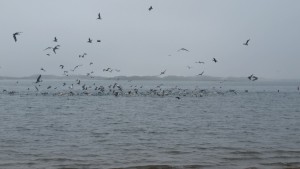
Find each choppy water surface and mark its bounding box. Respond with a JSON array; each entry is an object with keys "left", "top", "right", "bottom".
[{"left": 0, "top": 80, "right": 300, "bottom": 169}]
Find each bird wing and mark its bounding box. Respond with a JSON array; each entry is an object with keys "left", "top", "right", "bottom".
[{"left": 13, "top": 34, "right": 17, "bottom": 42}]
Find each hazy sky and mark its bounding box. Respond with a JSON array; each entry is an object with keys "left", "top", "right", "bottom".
[{"left": 0, "top": 0, "right": 299, "bottom": 79}]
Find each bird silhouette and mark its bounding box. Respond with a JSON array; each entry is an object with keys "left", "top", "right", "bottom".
[
  {"left": 195, "top": 61, "right": 205, "bottom": 64},
  {"left": 53, "top": 37, "right": 58, "bottom": 42},
  {"left": 149, "top": 6, "right": 153, "bottom": 11},
  {"left": 160, "top": 70, "right": 166, "bottom": 75},
  {"left": 198, "top": 71, "right": 204, "bottom": 76},
  {"left": 213, "top": 58, "right": 217, "bottom": 63},
  {"left": 177, "top": 48, "right": 189, "bottom": 52},
  {"left": 59, "top": 65, "right": 64, "bottom": 69},
  {"left": 97, "top": 12, "right": 102, "bottom": 20},
  {"left": 248, "top": 74, "right": 253, "bottom": 80},
  {"left": 87, "top": 38, "right": 92, "bottom": 43},
  {"left": 243, "top": 39, "right": 250, "bottom": 46},
  {"left": 13, "top": 32, "right": 22, "bottom": 42},
  {"left": 53, "top": 45, "right": 60, "bottom": 54},
  {"left": 35, "top": 75, "right": 42, "bottom": 83}
]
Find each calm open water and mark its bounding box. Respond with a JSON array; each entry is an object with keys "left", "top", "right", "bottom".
[{"left": 0, "top": 79, "right": 299, "bottom": 169}]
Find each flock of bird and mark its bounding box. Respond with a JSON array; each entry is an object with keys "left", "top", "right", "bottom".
[{"left": 3, "top": 6, "right": 295, "bottom": 98}]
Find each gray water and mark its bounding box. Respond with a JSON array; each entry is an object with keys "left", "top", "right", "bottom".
[{"left": 0, "top": 79, "right": 300, "bottom": 169}]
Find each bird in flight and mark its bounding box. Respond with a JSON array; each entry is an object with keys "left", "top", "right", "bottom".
[
  {"left": 177, "top": 48, "right": 189, "bottom": 52},
  {"left": 59, "top": 65, "right": 64, "bottom": 69},
  {"left": 53, "top": 45, "right": 60, "bottom": 54},
  {"left": 35, "top": 75, "right": 42, "bottom": 83},
  {"left": 248, "top": 74, "right": 258, "bottom": 81},
  {"left": 53, "top": 37, "right": 58, "bottom": 42},
  {"left": 160, "top": 70, "right": 166, "bottom": 75},
  {"left": 41, "top": 68, "right": 46, "bottom": 72},
  {"left": 97, "top": 12, "right": 102, "bottom": 20},
  {"left": 248, "top": 74, "right": 253, "bottom": 80},
  {"left": 243, "top": 39, "right": 250, "bottom": 46},
  {"left": 149, "top": 6, "right": 153, "bottom": 11},
  {"left": 213, "top": 58, "right": 217, "bottom": 63},
  {"left": 97, "top": 40, "right": 101, "bottom": 42},
  {"left": 71, "top": 64, "right": 83, "bottom": 72},
  {"left": 198, "top": 71, "right": 204, "bottom": 76},
  {"left": 87, "top": 38, "right": 92, "bottom": 43},
  {"left": 195, "top": 61, "right": 205, "bottom": 64},
  {"left": 13, "top": 32, "right": 22, "bottom": 42},
  {"left": 79, "top": 53, "right": 87, "bottom": 58}
]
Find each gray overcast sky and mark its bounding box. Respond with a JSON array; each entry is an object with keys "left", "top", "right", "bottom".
[{"left": 0, "top": 0, "right": 299, "bottom": 79}]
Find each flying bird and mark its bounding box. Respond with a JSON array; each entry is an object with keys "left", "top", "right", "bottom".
[
  {"left": 177, "top": 48, "right": 189, "bottom": 52},
  {"left": 59, "top": 65, "right": 64, "bottom": 69},
  {"left": 198, "top": 71, "right": 204, "bottom": 76},
  {"left": 35, "top": 75, "right": 42, "bottom": 83},
  {"left": 79, "top": 53, "right": 87, "bottom": 58},
  {"left": 97, "top": 40, "right": 101, "bottom": 42},
  {"left": 148, "top": 6, "right": 153, "bottom": 11},
  {"left": 13, "top": 32, "right": 22, "bottom": 42},
  {"left": 53, "top": 37, "right": 58, "bottom": 42},
  {"left": 160, "top": 70, "right": 166, "bottom": 75},
  {"left": 87, "top": 38, "right": 92, "bottom": 43},
  {"left": 213, "top": 58, "right": 217, "bottom": 63},
  {"left": 243, "top": 39, "right": 250, "bottom": 46},
  {"left": 248, "top": 74, "right": 253, "bottom": 80},
  {"left": 41, "top": 68, "right": 46, "bottom": 72},
  {"left": 97, "top": 12, "right": 102, "bottom": 20},
  {"left": 71, "top": 64, "right": 83, "bottom": 71},
  {"left": 44, "top": 47, "right": 52, "bottom": 51},
  {"left": 53, "top": 45, "right": 60, "bottom": 54},
  {"left": 195, "top": 61, "right": 205, "bottom": 64}
]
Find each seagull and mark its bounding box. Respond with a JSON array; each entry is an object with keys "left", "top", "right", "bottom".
[
  {"left": 248, "top": 74, "right": 253, "bottom": 80},
  {"left": 177, "top": 48, "right": 189, "bottom": 52},
  {"left": 53, "top": 45, "right": 60, "bottom": 54},
  {"left": 149, "top": 6, "right": 153, "bottom": 11},
  {"left": 41, "top": 68, "right": 46, "bottom": 72},
  {"left": 44, "top": 47, "right": 52, "bottom": 51},
  {"left": 35, "top": 75, "right": 42, "bottom": 83},
  {"left": 175, "top": 96, "right": 181, "bottom": 99},
  {"left": 213, "top": 58, "right": 217, "bottom": 63},
  {"left": 195, "top": 61, "right": 205, "bottom": 64},
  {"left": 243, "top": 39, "right": 250, "bottom": 46},
  {"left": 13, "top": 32, "right": 22, "bottom": 42},
  {"left": 97, "top": 40, "right": 101, "bottom": 42},
  {"left": 103, "top": 68, "right": 112, "bottom": 72},
  {"left": 160, "top": 70, "right": 166, "bottom": 75},
  {"left": 198, "top": 71, "right": 204, "bottom": 76},
  {"left": 59, "top": 65, "right": 64, "bottom": 69},
  {"left": 53, "top": 37, "right": 58, "bottom": 42},
  {"left": 71, "top": 64, "right": 83, "bottom": 71},
  {"left": 97, "top": 12, "right": 102, "bottom": 20},
  {"left": 87, "top": 38, "right": 92, "bottom": 43},
  {"left": 79, "top": 53, "right": 87, "bottom": 58}
]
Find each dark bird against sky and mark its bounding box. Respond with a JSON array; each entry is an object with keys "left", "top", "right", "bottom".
[{"left": 13, "top": 32, "right": 22, "bottom": 42}]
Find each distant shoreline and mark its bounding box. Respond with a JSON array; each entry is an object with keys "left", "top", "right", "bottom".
[{"left": 0, "top": 75, "right": 299, "bottom": 82}]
